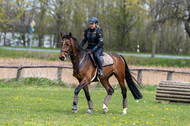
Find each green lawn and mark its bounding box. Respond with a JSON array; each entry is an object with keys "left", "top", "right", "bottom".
[
  {"left": 0, "top": 83, "right": 189, "bottom": 125},
  {"left": 0, "top": 47, "right": 190, "bottom": 67}
]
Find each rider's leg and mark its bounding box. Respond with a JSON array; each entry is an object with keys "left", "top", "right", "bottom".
[{"left": 93, "top": 48, "right": 104, "bottom": 76}]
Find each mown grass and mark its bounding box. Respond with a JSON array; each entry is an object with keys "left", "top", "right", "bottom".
[
  {"left": 125, "top": 56, "right": 190, "bottom": 67},
  {"left": 3, "top": 46, "right": 59, "bottom": 50},
  {"left": 0, "top": 48, "right": 59, "bottom": 61},
  {"left": 0, "top": 78, "right": 190, "bottom": 125},
  {"left": 0, "top": 48, "right": 190, "bottom": 67},
  {"left": 4, "top": 46, "right": 190, "bottom": 57}
]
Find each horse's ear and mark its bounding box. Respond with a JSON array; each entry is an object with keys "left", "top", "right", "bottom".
[
  {"left": 60, "top": 32, "right": 64, "bottom": 38},
  {"left": 68, "top": 32, "right": 72, "bottom": 38}
]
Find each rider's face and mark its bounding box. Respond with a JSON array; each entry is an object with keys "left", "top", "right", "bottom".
[{"left": 90, "top": 23, "right": 96, "bottom": 29}]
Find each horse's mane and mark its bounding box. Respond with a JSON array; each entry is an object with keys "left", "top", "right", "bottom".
[
  {"left": 63, "top": 34, "right": 86, "bottom": 52},
  {"left": 71, "top": 36, "right": 86, "bottom": 51},
  {"left": 71, "top": 36, "right": 77, "bottom": 42}
]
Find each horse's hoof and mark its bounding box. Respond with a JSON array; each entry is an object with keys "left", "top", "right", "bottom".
[
  {"left": 122, "top": 111, "right": 127, "bottom": 115},
  {"left": 122, "top": 108, "right": 127, "bottom": 115},
  {"left": 72, "top": 105, "right": 78, "bottom": 113},
  {"left": 103, "top": 108, "right": 109, "bottom": 113},
  {"left": 72, "top": 109, "right": 78, "bottom": 113},
  {"left": 87, "top": 109, "right": 93, "bottom": 114}
]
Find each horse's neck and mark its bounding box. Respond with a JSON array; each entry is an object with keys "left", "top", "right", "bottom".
[{"left": 70, "top": 42, "right": 86, "bottom": 69}]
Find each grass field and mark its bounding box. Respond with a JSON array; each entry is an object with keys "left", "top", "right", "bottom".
[
  {"left": 0, "top": 47, "right": 190, "bottom": 67},
  {"left": 0, "top": 79, "right": 190, "bottom": 125}
]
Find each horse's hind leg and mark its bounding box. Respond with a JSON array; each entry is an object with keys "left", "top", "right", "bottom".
[
  {"left": 115, "top": 74, "right": 128, "bottom": 114},
  {"left": 100, "top": 78, "right": 114, "bottom": 113},
  {"left": 120, "top": 81, "right": 127, "bottom": 114},
  {"left": 83, "top": 85, "right": 93, "bottom": 114}
]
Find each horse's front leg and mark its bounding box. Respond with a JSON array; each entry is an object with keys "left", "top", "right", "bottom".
[
  {"left": 72, "top": 80, "right": 88, "bottom": 113},
  {"left": 83, "top": 85, "right": 93, "bottom": 114}
]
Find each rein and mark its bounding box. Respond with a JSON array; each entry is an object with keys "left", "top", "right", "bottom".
[{"left": 75, "top": 52, "right": 87, "bottom": 73}]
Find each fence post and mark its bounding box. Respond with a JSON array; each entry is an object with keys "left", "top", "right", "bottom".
[
  {"left": 137, "top": 70, "right": 142, "bottom": 85},
  {"left": 57, "top": 67, "right": 62, "bottom": 81},
  {"left": 167, "top": 72, "right": 173, "bottom": 81},
  {"left": 16, "top": 67, "right": 22, "bottom": 81}
]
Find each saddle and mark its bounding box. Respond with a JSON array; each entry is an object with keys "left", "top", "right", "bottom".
[
  {"left": 89, "top": 52, "right": 114, "bottom": 82},
  {"left": 89, "top": 52, "right": 114, "bottom": 67}
]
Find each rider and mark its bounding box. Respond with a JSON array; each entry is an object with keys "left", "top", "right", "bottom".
[{"left": 80, "top": 17, "right": 104, "bottom": 77}]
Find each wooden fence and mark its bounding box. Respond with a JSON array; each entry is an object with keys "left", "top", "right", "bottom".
[
  {"left": 0, "top": 65, "right": 190, "bottom": 84},
  {"left": 0, "top": 65, "right": 72, "bottom": 81},
  {"left": 130, "top": 68, "right": 190, "bottom": 85}
]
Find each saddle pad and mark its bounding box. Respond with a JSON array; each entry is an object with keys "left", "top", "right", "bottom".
[{"left": 102, "top": 53, "right": 114, "bottom": 67}]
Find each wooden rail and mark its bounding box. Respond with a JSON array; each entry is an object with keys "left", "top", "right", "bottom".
[
  {"left": 0, "top": 65, "right": 190, "bottom": 83},
  {"left": 0, "top": 65, "right": 72, "bottom": 81},
  {"left": 130, "top": 68, "right": 190, "bottom": 85}
]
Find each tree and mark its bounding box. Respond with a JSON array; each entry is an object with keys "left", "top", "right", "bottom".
[
  {"left": 156, "top": 0, "right": 190, "bottom": 38},
  {"left": 0, "top": 0, "right": 14, "bottom": 46},
  {"left": 36, "top": 0, "right": 49, "bottom": 47},
  {"left": 107, "top": 0, "right": 147, "bottom": 51},
  {"left": 47, "top": 0, "right": 66, "bottom": 48},
  {"left": 13, "top": 0, "right": 36, "bottom": 46},
  {"left": 0, "top": 0, "right": 189, "bottom": 55}
]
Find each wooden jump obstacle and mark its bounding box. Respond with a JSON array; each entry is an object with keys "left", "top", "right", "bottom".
[{"left": 156, "top": 81, "right": 190, "bottom": 103}]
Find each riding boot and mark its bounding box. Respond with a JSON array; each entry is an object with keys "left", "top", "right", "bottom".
[
  {"left": 96, "top": 57, "right": 104, "bottom": 77},
  {"left": 93, "top": 48, "right": 104, "bottom": 77},
  {"left": 99, "top": 69, "right": 104, "bottom": 77}
]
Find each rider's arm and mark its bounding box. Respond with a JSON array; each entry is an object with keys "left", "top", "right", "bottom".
[
  {"left": 96, "top": 29, "right": 104, "bottom": 48},
  {"left": 91, "top": 29, "right": 103, "bottom": 52},
  {"left": 80, "top": 31, "right": 87, "bottom": 47}
]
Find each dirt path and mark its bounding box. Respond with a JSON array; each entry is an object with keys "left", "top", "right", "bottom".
[{"left": 0, "top": 58, "right": 189, "bottom": 85}]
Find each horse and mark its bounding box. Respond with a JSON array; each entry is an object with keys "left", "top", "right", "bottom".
[{"left": 59, "top": 32, "right": 142, "bottom": 114}]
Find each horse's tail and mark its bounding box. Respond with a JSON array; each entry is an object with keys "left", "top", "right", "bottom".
[{"left": 120, "top": 55, "right": 143, "bottom": 99}]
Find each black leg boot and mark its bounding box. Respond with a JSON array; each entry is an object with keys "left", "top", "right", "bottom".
[
  {"left": 99, "top": 69, "right": 104, "bottom": 77},
  {"left": 96, "top": 57, "right": 104, "bottom": 77}
]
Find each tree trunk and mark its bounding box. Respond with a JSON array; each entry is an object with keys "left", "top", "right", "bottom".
[
  {"left": 3, "top": 32, "right": 7, "bottom": 46},
  {"left": 151, "top": 31, "right": 157, "bottom": 58},
  {"left": 0, "top": 32, "right": 2, "bottom": 45},
  {"left": 50, "top": 35, "right": 54, "bottom": 48},
  {"left": 185, "top": 22, "right": 190, "bottom": 38},
  {"left": 27, "top": 34, "right": 30, "bottom": 47},
  {"left": 38, "top": 34, "right": 43, "bottom": 47},
  {"left": 55, "top": 20, "right": 62, "bottom": 48},
  {"left": 56, "top": 33, "right": 60, "bottom": 48},
  {"left": 21, "top": 33, "right": 26, "bottom": 46},
  {"left": 53, "top": 34, "right": 56, "bottom": 48}
]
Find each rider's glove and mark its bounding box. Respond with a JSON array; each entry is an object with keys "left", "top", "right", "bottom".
[
  {"left": 87, "top": 46, "right": 97, "bottom": 54},
  {"left": 91, "top": 46, "right": 97, "bottom": 52}
]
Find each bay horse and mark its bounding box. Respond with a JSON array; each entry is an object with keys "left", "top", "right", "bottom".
[{"left": 59, "top": 32, "right": 142, "bottom": 114}]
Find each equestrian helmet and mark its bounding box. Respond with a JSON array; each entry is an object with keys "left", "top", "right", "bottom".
[{"left": 88, "top": 17, "right": 99, "bottom": 24}]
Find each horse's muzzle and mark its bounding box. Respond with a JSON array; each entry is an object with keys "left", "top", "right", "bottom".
[{"left": 59, "top": 56, "right": 66, "bottom": 61}]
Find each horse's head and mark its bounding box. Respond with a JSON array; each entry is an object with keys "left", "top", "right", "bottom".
[{"left": 59, "top": 32, "right": 73, "bottom": 61}]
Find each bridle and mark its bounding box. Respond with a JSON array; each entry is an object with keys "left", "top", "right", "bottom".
[
  {"left": 60, "top": 38, "right": 73, "bottom": 57},
  {"left": 60, "top": 35, "right": 88, "bottom": 74}
]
